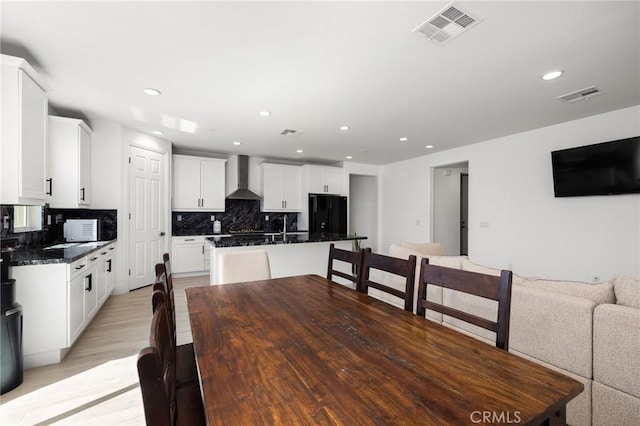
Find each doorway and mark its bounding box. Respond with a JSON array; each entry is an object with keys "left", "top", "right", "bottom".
[
  {"left": 460, "top": 173, "right": 468, "bottom": 256},
  {"left": 432, "top": 162, "right": 468, "bottom": 255},
  {"left": 128, "top": 146, "right": 167, "bottom": 290},
  {"left": 349, "top": 174, "right": 378, "bottom": 251}
]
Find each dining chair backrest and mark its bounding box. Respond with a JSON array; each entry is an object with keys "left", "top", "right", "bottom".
[
  {"left": 137, "top": 298, "right": 176, "bottom": 426},
  {"left": 326, "top": 243, "right": 366, "bottom": 288},
  {"left": 417, "top": 258, "right": 513, "bottom": 350},
  {"left": 162, "top": 252, "right": 174, "bottom": 293},
  {"left": 154, "top": 263, "right": 176, "bottom": 344},
  {"left": 218, "top": 250, "right": 271, "bottom": 284},
  {"left": 359, "top": 250, "right": 417, "bottom": 312}
]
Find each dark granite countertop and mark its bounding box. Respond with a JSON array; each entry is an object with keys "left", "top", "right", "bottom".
[
  {"left": 6, "top": 240, "right": 117, "bottom": 266},
  {"left": 206, "top": 233, "right": 366, "bottom": 248}
]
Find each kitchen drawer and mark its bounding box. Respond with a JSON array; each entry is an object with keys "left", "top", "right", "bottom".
[{"left": 69, "top": 256, "right": 89, "bottom": 281}]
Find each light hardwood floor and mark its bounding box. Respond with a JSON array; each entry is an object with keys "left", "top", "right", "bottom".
[{"left": 0, "top": 275, "right": 208, "bottom": 426}]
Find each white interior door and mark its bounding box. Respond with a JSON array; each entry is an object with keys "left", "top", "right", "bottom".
[{"left": 129, "top": 146, "right": 166, "bottom": 290}]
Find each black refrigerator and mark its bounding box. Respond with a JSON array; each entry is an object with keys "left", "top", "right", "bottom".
[{"left": 309, "top": 194, "right": 347, "bottom": 234}]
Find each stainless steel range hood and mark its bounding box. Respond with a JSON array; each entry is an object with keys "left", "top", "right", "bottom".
[{"left": 226, "top": 155, "right": 262, "bottom": 200}]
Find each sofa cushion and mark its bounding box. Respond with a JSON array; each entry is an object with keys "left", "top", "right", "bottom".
[
  {"left": 512, "top": 350, "right": 592, "bottom": 426},
  {"left": 398, "top": 241, "right": 446, "bottom": 256},
  {"left": 510, "top": 285, "right": 595, "bottom": 378},
  {"left": 613, "top": 275, "right": 640, "bottom": 309},
  {"left": 593, "top": 303, "right": 640, "bottom": 398},
  {"left": 519, "top": 277, "right": 615, "bottom": 305},
  {"left": 592, "top": 381, "right": 640, "bottom": 426}
]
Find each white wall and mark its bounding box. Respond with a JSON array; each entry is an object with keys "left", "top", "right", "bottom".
[
  {"left": 433, "top": 167, "right": 468, "bottom": 255},
  {"left": 381, "top": 106, "right": 640, "bottom": 282},
  {"left": 87, "top": 114, "right": 122, "bottom": 209}
]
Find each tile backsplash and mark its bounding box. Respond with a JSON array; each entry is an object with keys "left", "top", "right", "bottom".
[
  {"left": 0, "top": 205, "right": 117, "bottom": 247},
  {"left": 172, "top": 199, "right": 299, "bottom": 236}
]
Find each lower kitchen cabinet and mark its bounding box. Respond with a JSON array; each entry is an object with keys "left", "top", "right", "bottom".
[
  {"left": 172, "top": 236, "right": 211, "bottom": 274},
  {"left": 12, "top": 242, "right": 117, "bottom": 368}
]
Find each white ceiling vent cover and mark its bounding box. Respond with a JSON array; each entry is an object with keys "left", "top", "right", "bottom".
[
  {"left": 557, "top": 86, "right": 604, "bottom": 103},
  {"left": 280, "top": 129, "right": 303, "bottom": 136},
  {"left": 412, "top": 2, "right": 483, "bottom": 45}
]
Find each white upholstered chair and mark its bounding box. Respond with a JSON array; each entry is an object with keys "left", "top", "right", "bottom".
[{"left": 218, "top": 250, "right": 272, "bottom": 284}]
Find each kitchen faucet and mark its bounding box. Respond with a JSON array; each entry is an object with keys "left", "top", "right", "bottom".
[{"left": 282, "top": 215, "right": 287, "bottom": 237}]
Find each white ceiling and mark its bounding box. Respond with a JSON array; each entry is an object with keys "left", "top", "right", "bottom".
[{"left": 2, "top": 1, "right": 639, "bottom": 165}]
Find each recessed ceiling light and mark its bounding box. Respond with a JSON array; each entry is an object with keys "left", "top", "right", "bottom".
[
  {"left": 339, "top": 126, "right": 350, "bottom": 131},
  {"left": 143, "top": 88, "right": 161, "bottom": 96},
  {"left": 541, "top": 69, "right": 564, "bottom": 81},
  {"left": 152, "top": 130, "right": 163, "bottom": 135},
  {"left": 296, "top": 149, "right": 303, "bottom": 153},
  {"left": 400, "top": 137, "right": 408, "bottom": 142},
  {"left": 259, "top": 111, "right": 271, "bottom": 117},
  {"left": 346, "top": 156, "right": 353, "bottom": 159},
  {"left": 232, "top": 141, "right": 241, "bottom": 146},
  {"left": 425, "top": 145, "right": 434, "bottom": 149}
]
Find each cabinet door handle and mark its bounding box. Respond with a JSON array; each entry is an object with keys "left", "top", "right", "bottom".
[
  {"left": 75, "top": 264, "right": 86, "bottom": 270},
  {"left": 160, "top": 232, "right": 166, "bottom": 237},
  {"left": 80, "top": 187, "right": 85, "bottom": 201},
  {"left": 185, "top": 238, "right": 195, "bottom": 241},
  {"left": 46, "top": 178, "right": 53, "bottom": 196},
  {"left": 202, "top": 245, "right": 204, "bottom": 254},
  {"left": 106, "top": 259, "right": 112, "bottom": 272},
  {"left": 90, "top": 257, "right": 98, "bottom": 261},
  {"left": 85, "top": 274, "right": 92, "bottom": 292}
]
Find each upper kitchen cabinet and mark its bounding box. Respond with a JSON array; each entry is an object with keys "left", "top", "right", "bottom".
[
  {"left": 1, "top": 55, "right": 49, "bottom": 205},
  {"left": 304, "top": 165, "right": 344, "bottom": 195},
  {"left": 173, "top": 155, "right": 226, "bottom": 211},
  {"left": 47, "top": 116, "right": 93, "bottom": 208},
  {"left": 261, "top": 163, "right": 303, "bottom": 211}
]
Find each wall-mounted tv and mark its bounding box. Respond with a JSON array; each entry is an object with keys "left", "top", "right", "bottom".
[{"left": 551, "top": 136, "right": 640, "bottom": 197}]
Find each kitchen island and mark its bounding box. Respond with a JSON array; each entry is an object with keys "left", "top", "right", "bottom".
[{"left": 206, "top": 233, "right": 366, "bottom": 285}]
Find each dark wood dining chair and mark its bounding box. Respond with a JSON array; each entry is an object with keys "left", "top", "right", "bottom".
[
  {"left": 359, "top": 250, "right": 417, "bottom": 312},
  {"left": 416, "top": 258, "right": 513, "bottom": 350},
  {"left": 326, "top": 243, "right": 366, "bottom": 289},
  {"left": 152, "top": 263, "right": 199, "bottom": 387},
  {"left": 138, "top": 297, "right": 205, "bottom": 426}
]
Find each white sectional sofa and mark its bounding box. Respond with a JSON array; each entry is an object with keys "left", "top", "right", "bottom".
[{"left": 377, "top": 242, "right": 640, "bottom": 426}]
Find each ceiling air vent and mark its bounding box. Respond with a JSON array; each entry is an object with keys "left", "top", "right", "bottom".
[
  {"left": 412, "top": 1, "right": 483, "bottom": 46},
  {"left": 280, "top": 129, "right": 301, "bottom": 136},
  {"left": 557, "top": 86, "right": 603, "bottom": 103}
]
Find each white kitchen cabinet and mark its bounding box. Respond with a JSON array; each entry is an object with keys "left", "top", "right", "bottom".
[
  {"left": 47, "top": 116, "right": 93, "bottom": 207},
  {"left": 261, "top": 163, "right": 303, "bottom": 211},
  {"left": 172, "top": 236, "right": 207, "bottom": 273},
  {"left": 12, "top": 245, "right": 116, "bottom": 368},
  {"left": 304, "top": 165, "right": 344, "bottom": 195},
  {"left": 173, "top": 155, "right": 226, "bottom": 211},
  {"left": 68, "top": 260, "right": 87, "bottom": 346},
  {"left": 98, "top": 243, "right": 116, "bottom": 303},
  {"left": 0, "top": 54, "right": 48, "bottom": 205}
]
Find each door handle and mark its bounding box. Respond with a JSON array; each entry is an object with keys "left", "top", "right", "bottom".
[
  {"left": 46, "top": 178, "right": 53, "bottom": 196},
  {"left": 80, "top": 187, "right": 85, "bottom": 201},
  {"left": 160, "top": 232, "right": 166, "bottom": 237}
]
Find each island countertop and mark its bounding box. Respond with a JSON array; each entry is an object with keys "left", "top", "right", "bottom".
[{"left": 206, "top": 233, "right": 366, "bottom": 248}]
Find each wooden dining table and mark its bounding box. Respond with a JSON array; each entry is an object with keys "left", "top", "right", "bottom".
[{"left": 185, "top": 274, "right": 583, "bottom": 425}]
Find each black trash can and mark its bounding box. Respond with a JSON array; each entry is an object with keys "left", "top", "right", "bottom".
[{"left": 1, "top": 250, "right": 23, "bottom": 395}]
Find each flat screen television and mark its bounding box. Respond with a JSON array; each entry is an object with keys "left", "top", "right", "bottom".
[{"left": 551, "top": 136, "right": 640, "bottom": 197}]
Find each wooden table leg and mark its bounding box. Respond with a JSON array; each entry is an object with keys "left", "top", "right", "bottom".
[{"left": 544, "top": 406, "right": 567, "bottom": 426}]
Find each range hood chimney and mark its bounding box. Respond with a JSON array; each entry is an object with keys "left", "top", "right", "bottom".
[{"left": 226, "top": 155, "right": 262, "bottom": 200}]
